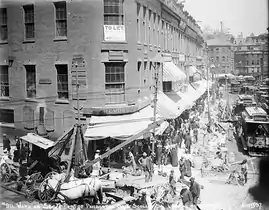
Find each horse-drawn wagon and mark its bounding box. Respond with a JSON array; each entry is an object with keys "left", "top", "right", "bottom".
[{"left": 0, "top": 133, "right": 69, "bottom": 200}]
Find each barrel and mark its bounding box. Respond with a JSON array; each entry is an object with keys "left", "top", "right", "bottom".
[
  {"left": 193, "top": 156, "right": 203, "bottom": 169},
  {"left": 171, "top": 147, "right": 178, "bottom": 167},
  {"left": 228, "top": 152, "right": 236, "bottom": 163}
]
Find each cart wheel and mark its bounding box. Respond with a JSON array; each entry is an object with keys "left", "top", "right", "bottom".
[
  {"left": 44, "top": 171, "right": 58, "bottom": 180},
  {"left": 0, "top": 163, "right": 11, "bottom": 182},
  {"left": 38, "top": 178, "right": 56, "bottom": 202}
]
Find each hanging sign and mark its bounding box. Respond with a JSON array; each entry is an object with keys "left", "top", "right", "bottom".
[{"left": 104, "top": 25, "right": 126, "bottom": 42}]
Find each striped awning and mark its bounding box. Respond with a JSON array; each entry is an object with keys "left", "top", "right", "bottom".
[{"left": 163, "top": 62, "right": 186, "bottom": 82}]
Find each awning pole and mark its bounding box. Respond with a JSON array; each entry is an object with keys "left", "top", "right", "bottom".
[{"left": 152, "top": 62, "right": 159, "bottom": 153}]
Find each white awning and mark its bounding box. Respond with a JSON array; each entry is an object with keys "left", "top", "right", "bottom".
[
  {"left": 192, "top": 79, "right": 207, "bottom": 101},
  {"left": 20, "top": 133, "right": 54, "bottom": 150},
  {"left": 163, "top": 62, "right": 186, "bottom": 82},
  {"left": 84, "top": 120, "right": 169, "bottom": 141},
  {"left": 176, "top": 85, "right": 197, "bottom": 109}
]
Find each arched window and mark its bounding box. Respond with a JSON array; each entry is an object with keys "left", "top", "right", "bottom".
[{"left": 45, "top": 108, "right": 55, "bottom": 132}]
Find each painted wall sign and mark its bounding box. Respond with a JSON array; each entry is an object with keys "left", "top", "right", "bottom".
[
  {"left": 39, "top": 79, "right": 52, "bottom": 84},
  {"left": 104, "top": 25, "right": 126, "bottom": 42}
]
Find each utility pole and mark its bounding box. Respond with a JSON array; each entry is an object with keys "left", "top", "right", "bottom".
[{"left": 152, "top": 62, "right": 159, "bottom": 153}]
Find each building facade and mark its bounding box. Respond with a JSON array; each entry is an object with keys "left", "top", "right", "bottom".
[
  {"left": 0, "top": 0, "right": 205, "bottom": 139},
  {"left": 207, "top": 38, "right": 234, "bottom": 74},
  {"left": 234, "top": 33, "right": 268, "bottom": 78}
]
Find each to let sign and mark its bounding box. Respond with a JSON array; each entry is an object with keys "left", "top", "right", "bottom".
[{"left": 104, "top": 25, "right": 126, "bottom": 42}]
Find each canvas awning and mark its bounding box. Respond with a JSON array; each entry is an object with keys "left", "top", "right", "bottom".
[
  {"left": 192, "top": 79, "right": 207, "bottom": 101},
  {"left": 84, "top": 120, "right": 169, "bottom": 141},
  {"left": 175, "top": 85, "right": 197, "bottom": 109},
  {"left": 20, "top": 133, "right": 54, "bottom": 150},
  {"left": 163, "top": 62, "right": 186, "bottom": 82}
]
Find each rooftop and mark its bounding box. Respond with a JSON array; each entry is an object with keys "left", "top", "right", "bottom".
[{"left": 207, "top": 38, "right": 232, "bottom": 46}]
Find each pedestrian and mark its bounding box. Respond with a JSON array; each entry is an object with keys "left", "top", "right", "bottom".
[
  {"left": 184, "top": 158, "right": 192, "bottom": 177},
  {"left": 189, "top": 177, "right": 201, "bottom": 206},
  {"left": 126, "top": 151, "right": 137, "bottom": 173},
  {"left": 168, "top": 169, "right": 177, "bottom": 196},
  {"left": 240, "top": 159, "right": 248, "bottom": 184},
  {"left": 184, "top": 131, "right": 192, "bottom": 154},
  {"left": 146, "top": 153, "right": 154, "bottom": 182},
  {"left": 179, "top": 157, "right": 186, "bottom": 180},
  {"left": 3, "top": 134, "right": 11, "bottom": 154},
  {"left": 180, "top": 185, "right": 193, "bottom": 208},
  {"left": 138, "top": 152, "right": 149, "bottom": 182},
  {"left": 92, "top": 150, "right": 102, "bottom": 176},
  {"left": 193, "top": 127, "right": 198, "bottom": 144}
]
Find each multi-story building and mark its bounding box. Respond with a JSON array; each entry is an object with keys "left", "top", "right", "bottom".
[
  {"left": 207, "top": 37, "right": 234, "bottom": 74},
  {"left": 0, "top": 0, "right": 205, "bottom": 140},
  {"left": 234, "top": 33, "right": 268, "bottom": 78}
]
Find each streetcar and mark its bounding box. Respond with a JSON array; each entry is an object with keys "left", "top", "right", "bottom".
[
  {"left": 233, "top": 94, "right": 256, "bottom": 115},
  {"left": 230, "top": 81, "right": 241, "bottom": 94},
  {"left": 240, "top": 107, "right": 269, "bottom": 156}
]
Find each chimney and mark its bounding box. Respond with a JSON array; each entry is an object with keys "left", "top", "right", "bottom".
[{"left": 36, "top": 106, "right": 48, "bottom": 138}]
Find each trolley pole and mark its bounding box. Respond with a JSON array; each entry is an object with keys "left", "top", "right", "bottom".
[
  {"left": 75, "top": 63, "right": 81, "bottom": 126},
  {"left": 207, "top": 66, "right": 211, "bottom": 123}
]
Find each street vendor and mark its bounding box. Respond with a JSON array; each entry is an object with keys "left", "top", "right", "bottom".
[{"left": 184, "top": 131, "right": 192, "bottom": 154}]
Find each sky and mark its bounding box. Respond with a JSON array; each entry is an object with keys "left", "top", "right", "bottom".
[{"left": 183, "top": 0, "right": 268, "bottom": 37}]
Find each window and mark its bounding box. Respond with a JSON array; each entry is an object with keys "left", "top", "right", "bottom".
[
  {"left": 163, "top": 81, "right": 172, "bottom": 92},
  {"left": 25, "top": 65, "right": 36, "bottom": 98},
  {"left": 148, "top": 9, "right": 151, "bottom": 44},
  {"left": 54, "top": 1, "right": 67, "bottom": 37},
  {"left": 215, "top": 48, "right": 219, "bottom": 53},
  {"left": 157, "top": 15, "right": 160, "bottom": 46},
  {"left": 144, "top": 61, "right": 147, "bottom": 71},
  {"left": 246, "top": 60, "right": 249, "bottom": 65},
  {"left": 0, "top": 109, "right": 14, "bottom": 124},
  {"left": 137, "top": 61, "right": 141, "bottom": 71},
  {"left": 222, "top": 56, "right": 225, "bottom": 61},
  {"left": 136, "top": 3, "right": 140, "bottom": 42},
  {"left": 56, "top": 64, "right": 69, "bottom": 100},
  {"left": 143, "top": 6, "right": 146, "bottom": 43},
  {"left": 252, "top": 60, "right": 254, "bottom": 65},
  {"left": 216, "top": 56, "right": 219, "bottom": 61},
  {"left": 257, "top": 60, "right": 260, "bottom": 65},
  {"left": 0, "top": 8, "right": 7, "bottom": 41},
  {"left": 23, "top": 5, "right": 35, "bottom": 39},
  {"left": 0, "top": 65, "right": 9, "bottom": 97},
  {"left": 152, "top": 12, "right": 156, "bottom": 45},
  {"left": 105, "top": 63, "right": 125, "bottom": 104},
  {"left": 104, "top": 0, "right": 124, "bottom": 25}
]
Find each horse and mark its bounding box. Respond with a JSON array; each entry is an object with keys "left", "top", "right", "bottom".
[{"left": 45, "top": 172, "right": 103, "bottom": 204}]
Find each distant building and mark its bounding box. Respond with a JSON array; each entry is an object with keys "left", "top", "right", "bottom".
[
  {"left": 234, "top": 33, "right": 268, "bottom": 78},
  {"left": 207, "top": 38, "right": 234, "bottom": 74}
]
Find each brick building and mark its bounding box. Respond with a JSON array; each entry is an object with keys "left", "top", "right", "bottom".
[
  {"left": 207, "top": 37, "right": 234, "bottom": 74},
  {"left": 234, "top": 33, "right": 268, "bottom": 78},
  {"left": 0, "top": 0, "right": 205, "bottom": 140}
]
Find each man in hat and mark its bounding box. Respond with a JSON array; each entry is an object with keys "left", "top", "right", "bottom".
[
  {"left": 3, "top": 134, "right": 11, "bottom": 154},
  {"left": 189, "top": 177, "right": 200, "bottom": 206},
  {"left": 92, "top": 150, "right": 101, "bottom": 176},
  {"left": 184, "top": 131, "right": 192, "bottom": 154},
  {"left": 179, "top": 157, "right": 186, "bottom": 180},
  {"left": 240, "top": 159, "right": 248, "bottom": 184},
  {"left": 138, "top": 152, "right": 149, "bottom": 182},
  {"left": 146, "top": 153, "right": 154, "bottom": 182},
  {"left": 180, "top": 185, "right": 193, "bottom": 208}
]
